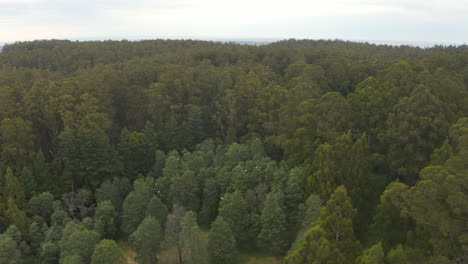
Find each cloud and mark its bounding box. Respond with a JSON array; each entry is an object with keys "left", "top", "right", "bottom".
[{"left": 0, "top": 0, "right": 467, "bottom": 43}]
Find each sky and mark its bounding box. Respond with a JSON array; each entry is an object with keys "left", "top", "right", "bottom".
[{"left": 1, "top": 0, "right": 467, "bottom": 45}]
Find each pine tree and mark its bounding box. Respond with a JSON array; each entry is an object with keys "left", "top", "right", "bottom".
[
  {"left": 358, "top": 242, "right": 385, "bottom": 264},
  {"left": 60, "top": 229, "right": 100, "bottom": 263},
  {"left": 179, "top": 211, "right": 208, "bottom": 264},
  {"left": 290, "top": 194, "right": 322, "bottom": 251},
  {"left": 29, "top": 221, "right": 44, "bottom": 255},
  {"left": 19, "top": 167, "right": 36, "bottom": 199},
  {"left": 94, "top": 201, "right": 117, "bottom": 239},
  {"left": 0, "top": 234, "right": 21, "bottom": 264},
  {"left": 218, "top": 191, "right": 249, "bottom": 245},
  {"left": 258, "top": 188, "right": 288, "bottom": 255},
  {"left": 145, "top": 196, "right": 168, "bottom": 228},
  {"left": 6, "top": 198, "right": 29, "bottom": 237},
  {"left": 32, "top": 150, "right": 49, "bottom": 192},
  {"left": 199, "top": 177, "right": 219, "bottom": 228},
  {"left": 121, "top": 178, "right": 155, "bottom": 235},
  {"left": 207, "top": 216, "right": 237, "bottom": 264},
  {"left": 285, "top": 186, "right": 360, "bottom": 264},
  {"left": 0, "top": 117, "right": 35, "bottom": 169},
  {"left": 4, "top": 167, "right": 26, "bottom": 209},
  {"left": 284, "top": 167, "right": 306, "bottom": 228},
  {"left": 27, "top": 192, "right": 55, "bottom": 222},
  {"left": 168, "top": 169, "right": 199, "bottom": 212},
  {"left": 62, "top": 255, "right": 84, "bottom": 264},
  {"left": 91, "top": 239, "right": 126, "bottom": 264},
  {"left": 129, "top": 216, "right": 162, "bottom": 264}
]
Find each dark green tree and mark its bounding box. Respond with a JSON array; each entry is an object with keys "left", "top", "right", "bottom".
[
  {"left": 145, "top": 196, "right": 168, "bottom": 228},
  {"left": 258, "top": 188, "right": 288, "bottom": 255},
  {"left": 91, "top": 239, "right": 126, "bottom": 264},
  {"left": 285, "top": 186, "right": 360, "bottom": 264},
  {"left": 357, "top": 242, "right": 385, "bottom": 264},
  {"left": 208, "top": 216, "right": 237, "bottom": 264},
  {"left": 19, "top": 167, "right": 36, "bottom": 199},
  {"left": 218, "top": 191, "right": 249, "bottom": 246},
  {"left": 121, "top": 177, "right": 155, "bottom": 235},
  {"left": 129, "top": 216, "right": 162, "bottom": 264},
  {"left": 0, "top": 117, "right": 35, "bottom": 169},
  {"left": 94, "top": 201, "right": 117, "bottom": 239},
  {"left": 0, "top": 233, "right": 21, "bottom": 264},
  {"left": 60, "top": 228, "right": 100, "bottom": 263},
  {"left": 179, "top": 211, "right": 208, "bottom": 264}
]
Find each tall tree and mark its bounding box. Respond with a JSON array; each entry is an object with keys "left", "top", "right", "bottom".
[
  {"left": 258, "top": 188, "right": 288, "bottom": 255},
  {"left": 207, "top": 216, "right": 237, "bottom": 264},
  {"left": 4, "top": 167, "right": 26, "bottom": 209},
  {"left": 218, "top": 191, "right": 249, "bottom": 246},
  {"left": 121, "top": 177, "right": 155, "bottom": 235},
  {"left": 60, "top": 229, "right": 100, "bottom": 264},
  {"left": 285, "top": 186, "right": 360, "bottom": 264},
  {"left": 179, "top": 211, "right": 208, "bottom": 264},
  {"left": 0, "top": 117, "right": 35, "bottom": 169},
  {"left": 19, "top": 167, "right": 36, "bottom": 199},
  {"left": 91, "top": 239, "right": 125, "bottom": 264},
  {"left": 94, "top": 201, "right": 117, "bottom": 239},
  {"left": 145, "top": 196, "right": 168, "bottom": 228},
  {"left": 383, "top": 85, "right": 449, "bottom": 183},
  {"left": 0, "top": 233, "right": 21, "bottom": 264},
  {"left": 59, "top": 126, "right": 116, "bottom": 188},
  {"left": 129, "top": 216, "right": 162, "bottom": 264},
  {"left": 357, "top": 242, "right": 385, "bottom": 264}
]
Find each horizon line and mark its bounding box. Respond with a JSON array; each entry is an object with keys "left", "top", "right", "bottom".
[{"left": 0, "top": 36, "right": 467, "bottom": 48}]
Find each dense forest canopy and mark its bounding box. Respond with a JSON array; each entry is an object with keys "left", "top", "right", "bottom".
[{"left": 0, "top": 39, "right": 466, "bottom": 264}]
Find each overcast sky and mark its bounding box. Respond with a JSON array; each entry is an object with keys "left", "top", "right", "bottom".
[{"left": 1, "top": 0, "right": 467, "bottom": 44}]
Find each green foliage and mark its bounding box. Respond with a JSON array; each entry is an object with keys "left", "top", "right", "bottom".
[
  {"left": 121, "top": 177, "right": 155, "bottom": 235},
  {"left": 60, "top": 228, "right": 100, "bottom": 263},
  {"left": 6, "top": 198, "right": 29, "bottom": 237},
  {"left": 290, "top": 194, "right": 322, "bottom": 250},
  {"left": 19, "top": 167, "right": 36, "bottom": 199},
  {"left": 218, "top": 190, "right": 250, "bottom": 246},
  {"left": 0, "top": 39, "right": 466, "bottom": 263},
  {"left": 129, "top": 216, "right": 162, "bottom": 264},
  {"left": 208, "top": 216, "right": 237, "bottom": 264},
  {"left": 62, "top": 255, "right": 84, "bottom": 264},
  {"left": 91, "top": 239, "right": 125, "bottom": 264},
  {"left": 358, "top": 242, "right": 385, "bottom": 264},
  {"left": 28, "top": 192, "right": 54, "bottom": 222},
  {"left": 95, "top": 177, "right": 130, "bottom": 209},
  {"left": 145, "top": 196, "right": 168, "bottom": 228},
  {"left": 168, "top": 169, "right": 200, "bottom": 211},
  {"left": 4, "top": 167, "right": 26, "bottom": 209},
  {"left": 199, "top": 176, "right": 219, "bottom": 228},
  {"left": 0, "top": 233, "right": 21, "bottom": 264},
  {"left": 258, "top": 188, "right": 288, "bottom": 255},
  {"left": 383, "top": 85, "right": 449, "bottom": 183},
  {"left": 118, "top": 124, "right": 158, "bottom": 179},
  {"left": 284, "top": 167, "right": 306, "bottom": 227},
  {"left": 40, "top": 241, "right": 60, "bottom": 264},
  {"left": 59, "top": 126, "right": 116, "bottom": 188},
  {"left": 94, "top": 201, "right": 117, "bottom": 239},
  {"left": 179, "top": 211, "right": 208, "bottom": 264},
  {"left": 29, "top": 221, "right": 44, "bottom": 254},
  {"left": 0, "top": 117, "right": 34, "bottom": 169},
  {"left": 285, "top": 186, "right": 360, "bottom": 264}
]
